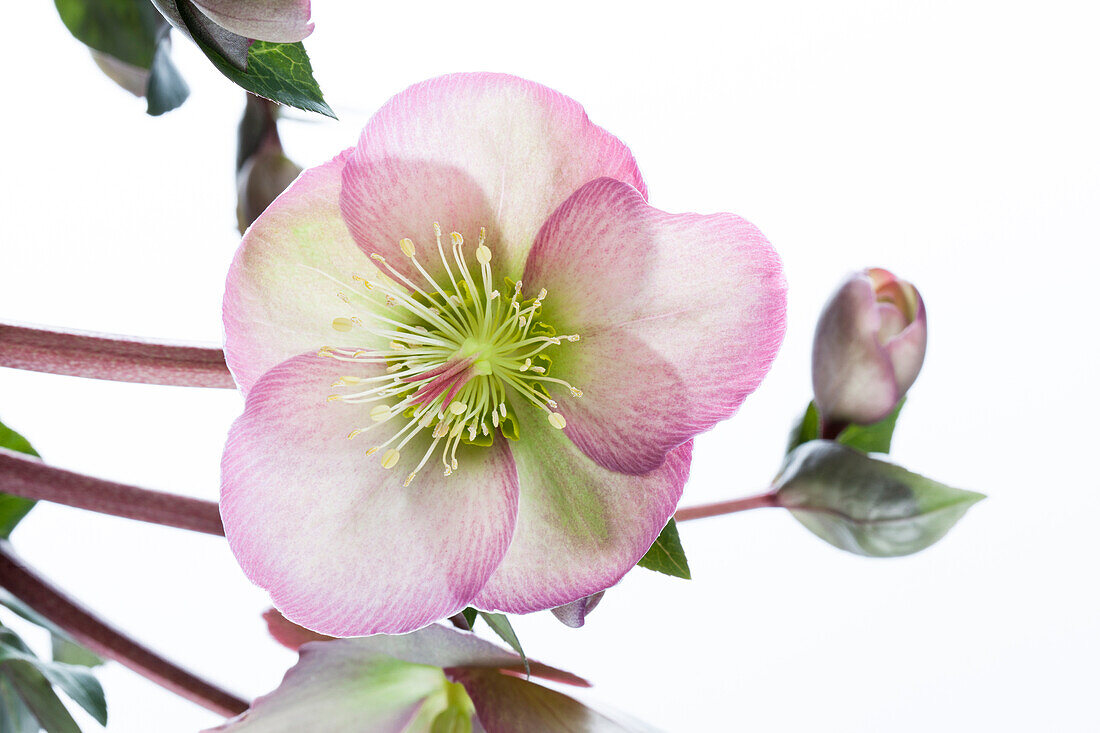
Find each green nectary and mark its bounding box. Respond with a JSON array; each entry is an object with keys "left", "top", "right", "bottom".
[{"left": 319, "top": 225, "right": 583, "bottom": 485}]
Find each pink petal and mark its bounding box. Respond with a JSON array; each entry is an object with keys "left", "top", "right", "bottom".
[
  {"left": 262, "top": 608, "right": 332, "bottom": 651},
  {"left": 523, "top": 177, "right": 787, "bottom": 475},
  {"left": 472, "top": 400, "right": 691, "bottom": 614},
  {"left": 191, "top": 0, "right": 313, "bottom": 42},
  {"left": 220, "top": 353, "right": 520, "bottom": 636},
  {"left": 223, "top": 149, "right": 390, "bottom": 395},
  {"left": 450, "top": 668, "right": 661, "bottom": 733},
  {"left": 340, "top": 73, "right": 646, "bottom": 283}
]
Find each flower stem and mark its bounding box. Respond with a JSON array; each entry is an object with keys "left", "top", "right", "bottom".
[
  {"left": 674, "top": 491, "right": 779, "bottom": 521},
  {"left": 0, "top": 322, "right": 234, "bottom": 389},
  {"left": 0, "top": 541, "right": 248, "bottom": 718},
  {"left": 0, "top": 448, "right": 224, "bottom": 536}
]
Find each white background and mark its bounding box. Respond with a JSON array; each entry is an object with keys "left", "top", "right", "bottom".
[{"left": 2, "top": 1, "right": 1098, "bottom": 731}]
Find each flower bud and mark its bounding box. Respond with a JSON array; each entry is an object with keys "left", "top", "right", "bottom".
[
  {"left": 812, "top": 267, "right": 927, "bottom": 426},
  {"left": 236, "top": 145, "right": 303, "bottom": 234}
]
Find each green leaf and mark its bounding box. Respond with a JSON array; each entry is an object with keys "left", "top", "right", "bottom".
[
  {"left": 50, "top": 639, "right": 103, "bottom": 669},
  {"left": 836, "top": 398, "right": 905, "bottom": 454},
  {"left": 479, "top": 613, "right": 528, "bottom": 677},
  {"left": 775, "top": 440, "right": 985, "bottom": 557},
  {"left": 145, "top": 32, "right": 190, "bottom": 116},
  {"left": 786, "top": 400, "right": 820, "bottom": 454},
  {"left": 171, "top": 0, "right": 332, "bottom": 118},
  {"left": 0, "top": 419, "right": 39, "bottom": 539},
  {"left": 0, "top": 675, "right": 39, "bottom": 733},
  {"left": 54, "top": 0, "right": 163, "bottom": 67},
  {"left": 637, "top": 518, "right": 691, "bottom": 579},
  {"left": 0, "top": 647, "right": 107, "bottom": 727},
  {"left": 3, "top": 661, "right": 82, "bottom": 733},
  {"left": 460, "top": 607, "right": 478, "bottom": 630}
]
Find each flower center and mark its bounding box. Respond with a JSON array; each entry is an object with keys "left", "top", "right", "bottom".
[{"left": 319, "top": 223, "right": 581, "bottom": 485}]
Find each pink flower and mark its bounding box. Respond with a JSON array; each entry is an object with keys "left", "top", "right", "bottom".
[
  {"left": 221, "top": 73, "right": 787, "bottom": 636},
  {"left": 812, "top": 268, "right": 927, "bottom": 425},
  {"left": 208, "top": 623, "right": 656, "bottom": 732}
]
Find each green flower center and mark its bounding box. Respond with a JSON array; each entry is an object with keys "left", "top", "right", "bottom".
[{"left": 319, "top": 223, "right": 581, "bottom": 485}]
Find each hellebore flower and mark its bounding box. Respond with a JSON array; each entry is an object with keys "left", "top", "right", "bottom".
[
  {"left": 812, "top": 268, "right": 926, "bottom": 426},
  {"left": 208, "top": 623, "right": 657, "bottom": 732},
  {"left": 221, "top": 73, "right": 787, "bottom": 636}
]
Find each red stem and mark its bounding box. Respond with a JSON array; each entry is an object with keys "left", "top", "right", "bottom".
[
  {"left": 674, "top": 491, "right": 779, "bottom": 521},
  {"left": 0, "top": 541, "right": 248, "bottom": 718},
  {"left": 0, "top": 322, "right": 234, "bottom": 389},
  {"left": 0, "top": 448, "right": 224, "bottom": 536}
]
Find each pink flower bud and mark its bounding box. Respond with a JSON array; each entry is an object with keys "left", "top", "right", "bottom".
[{"left": 812, "top": 268, "right": 927, "bottom": 425}]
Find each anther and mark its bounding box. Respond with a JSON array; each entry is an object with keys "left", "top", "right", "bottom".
[
  {"left": 347, "top": 429, "right": 362, "bottom": 440},
  {"left": 326, "top": 394, "right": 341, "bottom": 402},
  {"left": 365, "top": 446, "right": 380, "bottom": 456},
  {"left": 399, "top": 238, "right": 416, "bottom": 257},
  {"left": 371, "top": 253, "right": 385, "bottom": 262},
  {"left": 370, "top": 405, "right": 391, "bottom": 422},
  {"left": 403, "top": 473, "right": 417, "bottom": 487},
  {"left": 476, "top": 245, "right": 492, "bottom": 264},
  {"left": 548, "top": 412, "right": 567, "bottom": 429},
  {"left": 381, "top": 449, "right": 401, "bottom": 469},
  {"left": 538, "top": 288, "right": 547, "bottom": 300},
  {"left": 433, "top": 222, "right": 442, "bottom": 237},
  {"left": 570, "top": 386, "right": 583, "bottom": 397},
  {"left": 478, "top": 226, "right": 487, "bottom": 245},
  {"left": 331, "top": 317, "right": 354, "bottom": 332},
  {"left": 449, "top": 401, "right": 467, "bottom": 415},
  {"left": 337, "top": 292, "right": 350, "bottom": 304},
  {"left": 450, "top": 232, "right": 463, "bottom": 246}
]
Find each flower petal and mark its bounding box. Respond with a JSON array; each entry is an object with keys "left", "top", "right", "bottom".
[
  {"left": 449, "top": 668, "right": 661, "bottom": 733},
  {"left": 220, "top": 353, "right": 520, "bottom": 636},
  {"left": 550, "top": 592, "right": 605, "bottom": 629},
  {"left": 191, "top": 0, "right": 313, "bottom": 43},
  {"left": 523, "top": 177, "right": 786, "bottom": 475},
  {"left": 472, "top": 400, "right": 691, "bottom": 614},
  {"left": 223, "top": 149, "right": 391, "bottom": 395},
  {"left": 340, "top": 73, "right": 646, "bottom": 282},
  {"left": 205, "top": 640, "right": 452, "bottom": 733}
]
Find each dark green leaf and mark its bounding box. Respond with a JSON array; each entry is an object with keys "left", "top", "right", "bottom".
[
  {"left": 0, "top": 675, "right": 38, "bottom": 733},
  {"left": 479, "top": 613, "right": 527, "bottom": 677},
  {"left": 775, "top": 440, "right": 985, "bottom": 557},
  {"left": 3, "top": 662, "right": 81, "bottom": 733},
  {"left": 145, "top": 32, "right": 189, "bottom": 115},
  {"left": 786, "top": 400, "right": 820, "bottom": 455},
  {"left": 836, "top": 398, "right": 905, "bottom": 454},
  {"left": 0, "top": 644, "right": 106, "bottom": 727},
  {"left": 637, "top": 518, "right": 691, "bottom": 579},
  {"left": 174, "top": 0, "right": 332, "bottom": 118},
  {"left": 460, "top": 607, "right": 478, "bottom": 630},
  {"left": 54, "top": 0, "right": 162, "bottom": 67},
  {"left": 0, "top": 420, "right": 39, "bottom": 539}
]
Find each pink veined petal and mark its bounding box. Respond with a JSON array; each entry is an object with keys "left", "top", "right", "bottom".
[
  {"left": 472, "top": 400, "right": 691, "bottom": 614},
  {"left": 223, "top": 148, "right": 392, "bottom": 395},
  {"left": 449, "top": 668, "right": 661, "bottom": 733},
  {"left": 522, "top": 177, "right": 787, "bottom": 475},
  {"left": 220, "top": 353, "right": 520, "bottom": 636},
  {"left": 340, "top": 73, "right": 647, "bottom": 284},
  {"left": 191, "top": 0, "right": 313, "bottom": 42}
]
